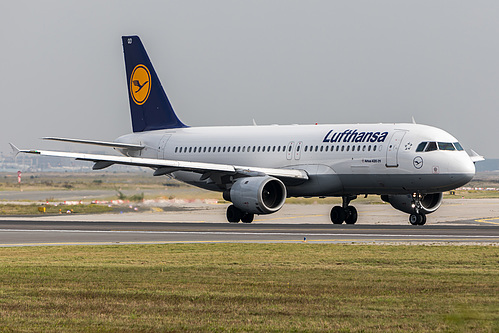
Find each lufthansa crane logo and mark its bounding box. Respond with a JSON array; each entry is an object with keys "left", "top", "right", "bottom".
[
  {"left": 130, "top": 64, "right": 151, "bottom": 105},
  {"left": 413, "top": 156, "right": 423, "bottom": 169}
]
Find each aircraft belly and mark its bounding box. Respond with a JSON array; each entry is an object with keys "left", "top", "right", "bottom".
[{"left": 339, "top": 173, "right": 474, "bottom": 194}]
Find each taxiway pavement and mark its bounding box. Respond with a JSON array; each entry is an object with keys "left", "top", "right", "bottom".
[{"left": 0, "top": 201, "right": 497, "bottom": 246}]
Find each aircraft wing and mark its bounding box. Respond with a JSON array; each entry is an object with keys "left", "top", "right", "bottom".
[
  {"left": 13, "top": 147, "right": 309, "bottom": 180},
  {"left": 469, "top": 149, "right": 485, "bottom": 163}
]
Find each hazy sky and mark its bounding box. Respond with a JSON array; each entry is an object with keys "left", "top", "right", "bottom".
[{"left": 2, "top": 1, "right": 499, "bottom": 157}]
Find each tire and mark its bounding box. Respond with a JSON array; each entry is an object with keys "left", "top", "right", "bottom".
[
  {"left": 409, "top": 214, "right": 422, "bottom": 225},
  {"left": 241, "top": 213, "right": 254, "bottom": 223},
  {"left": 330, "top": 206, "right": 346, "bottom": 224},
  {"left": 227, "top": 205, "right": 242, "bottom": 223},
  {"left": 345, "top": 206, "right": 358, "bottom": 224},
  {"left": 419, "top": 214, "right": 427, "bottom": 225}
]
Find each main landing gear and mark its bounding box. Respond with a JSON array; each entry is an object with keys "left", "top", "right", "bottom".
[
  {"left": 330, "top": 195, "right": 358, "bottom": 224},
  {"left": 226, "top": 205, "right": 254, "bottom": 223},
  {"left": 409, "top": 193, "right": 427, "bottom": 225}
]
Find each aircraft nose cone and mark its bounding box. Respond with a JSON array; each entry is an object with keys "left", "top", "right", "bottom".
[{"left": 455, "top": 155, "right": 476, "bottom": 185}]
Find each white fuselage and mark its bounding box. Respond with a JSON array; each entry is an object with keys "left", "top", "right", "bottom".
[{"left": 116, "top": 123, "right": 475, "bottom": 197}]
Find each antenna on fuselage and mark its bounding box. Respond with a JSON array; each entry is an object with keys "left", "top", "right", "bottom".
[{"left": 411, "top": 116, "right": 417, "bottom": 124}]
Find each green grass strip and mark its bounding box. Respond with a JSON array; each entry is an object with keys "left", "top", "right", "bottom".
[{"left": 0, "top": 244, "right": 497, "bottom": 332}]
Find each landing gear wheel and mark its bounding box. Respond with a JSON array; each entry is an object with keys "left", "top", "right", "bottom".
[
  {"left": 241, "top": 213, "right": 254, "bottom": 223},
  {"left": 227, "top": 205, "right": 242, "bottom": 223},
  {"left": 330, "top": 206, "right": 346, "bottom": 224},
  {"left": 345, "top": 206, "right": 358, "bottom": 224},
  {"left": 409, "top": 214, "right": 426, "bottom": 225}
]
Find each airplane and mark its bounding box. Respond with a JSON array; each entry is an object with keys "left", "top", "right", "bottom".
[{"left": 11, "top": 35, "right": 484, "bottom": 225}]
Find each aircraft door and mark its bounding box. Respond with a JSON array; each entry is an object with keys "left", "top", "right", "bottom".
[
  {"left": 386, "top": 131, "right": 406, "bottom": 167},
  {"left": 286, "top": 142, "right": 294, "bottom": 160},
  {"left": 294, "top": 141, "right": 303, "bottom": 160},
  {"left": 158, "top": 135, "right": 172, "bottom": 159}
]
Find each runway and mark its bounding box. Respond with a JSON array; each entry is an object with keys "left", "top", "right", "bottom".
[{"left": 0, "top": 220, "right": 497, "bottom": 246}]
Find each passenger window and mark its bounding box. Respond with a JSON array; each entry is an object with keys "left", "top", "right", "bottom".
[
  {"left": 438, "top": 142, "right": 455, "bottom": 151},
  {"left": 304, "top": 146, "right": 308, "bottom": 152},
  {"left": 425, "top": 142, "right": 438, "bottom": 152},
  {"left": 262, "top": 146, "right": 266, "bottom": 152},
  {"left": 277, "top": 146, "right": 281, "bottom": 152},
  {"left": 175, "top": 147, "right": 178, "bottom": 153},
  {"left": 454, "top": 142, "right": 464, "bottom": 151},
  {"left": 416, "top": 142, "right": 427, "bottom": 152},
  {"left": 373, "top": 145, "right": 376, "bottom": 152},
  {"left": 297, "top": 145, "right": 301, "bottom": 152},
  {"left": 336, "top": 146, "right": 339, "bottom": 151},
  {"left": 320, "top": 146, "right": 323, "bottom": 152},
  {"left": 357, "top": 146, "right": 360, "bottom": 151},
  {"left": 331, "top": 146, "right": 334, "bottom": 152},
  {"left": 362, "top": 145, "right": 366, "bottom": 151},
  {"left": 273, "top": 146, "right": 276, "bottom": 152},
  {"left": 341, "top": 146, "right": 344, "bottom": 152},
  {"left": 346, "top": 146, "right": 350, "bottom": 152},
  {"left": 368, "top": 145, "right": 371, "bottom": 151},
  {"left": 325, "top": 146, "right": 329, "bottom": 152}
]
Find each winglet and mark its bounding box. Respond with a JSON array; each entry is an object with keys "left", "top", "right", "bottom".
[
  {"left": 469, "top": 149, "right": 485, "bottom": 163},
  {"left": 8, "top": 143, "right": 20, "bottom": 156}
]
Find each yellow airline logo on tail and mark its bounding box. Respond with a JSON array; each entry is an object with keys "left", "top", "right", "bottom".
[{"left": 130, "top": 64, "right": 151, "bottom": 105}]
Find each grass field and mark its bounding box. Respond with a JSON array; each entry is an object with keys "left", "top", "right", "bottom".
[
  {"left": 0, "top": 203, "right": 113, "bottom": 215},
  {"left": 0, "top": 244, "right": 497, "bottom": 332}
]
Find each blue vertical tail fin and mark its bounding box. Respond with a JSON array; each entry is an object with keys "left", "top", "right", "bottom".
[{"left": 122, "top": 36, "right": 187, "bottom": 132}]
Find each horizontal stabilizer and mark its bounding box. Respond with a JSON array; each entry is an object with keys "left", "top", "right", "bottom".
[{"left": 43, "top": 137, "right": 144, "bottom": 150}]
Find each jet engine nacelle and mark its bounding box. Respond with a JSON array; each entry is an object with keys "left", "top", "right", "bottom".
[
  {"left": 381, "top": 193, "right": 443, "bottom": 215},
  {"left": 223, "top": 176, "right": 287, "bottom": 214}
]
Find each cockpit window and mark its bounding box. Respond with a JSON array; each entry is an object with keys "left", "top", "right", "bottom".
[
  {"left": 416, "top": 142, "right": 427, "bottom": 152},
  {"left": 438, "top": 142, "right": 455, "bottom": 151},
  {"left": 454, "top": 142, "right": 464, "bottom": 151},
  {"left": 425, "top": 141, "right": 438, "bottom": 152}
]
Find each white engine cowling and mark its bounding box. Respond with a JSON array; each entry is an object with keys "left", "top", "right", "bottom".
[
  {"left": 381, "top": 193, "right": 443, "bottom": 215},
  {"left": 223, "top": 176, "right": 287, "bottom": 214}
]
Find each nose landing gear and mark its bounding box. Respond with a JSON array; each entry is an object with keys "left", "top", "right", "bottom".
[
  {"left": 409, "top": 213, "right": 427, "bottom": 225},
  {"left": 409, "top": 193, "right": 427, "bottom": 225}
]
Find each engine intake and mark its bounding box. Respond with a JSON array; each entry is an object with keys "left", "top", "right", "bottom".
[
  {"left": 223, "top": 176, "right": 287, "bottom": 214},
  {"left": 381, "top": 193, "right": 443, "bottom": 215}
]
